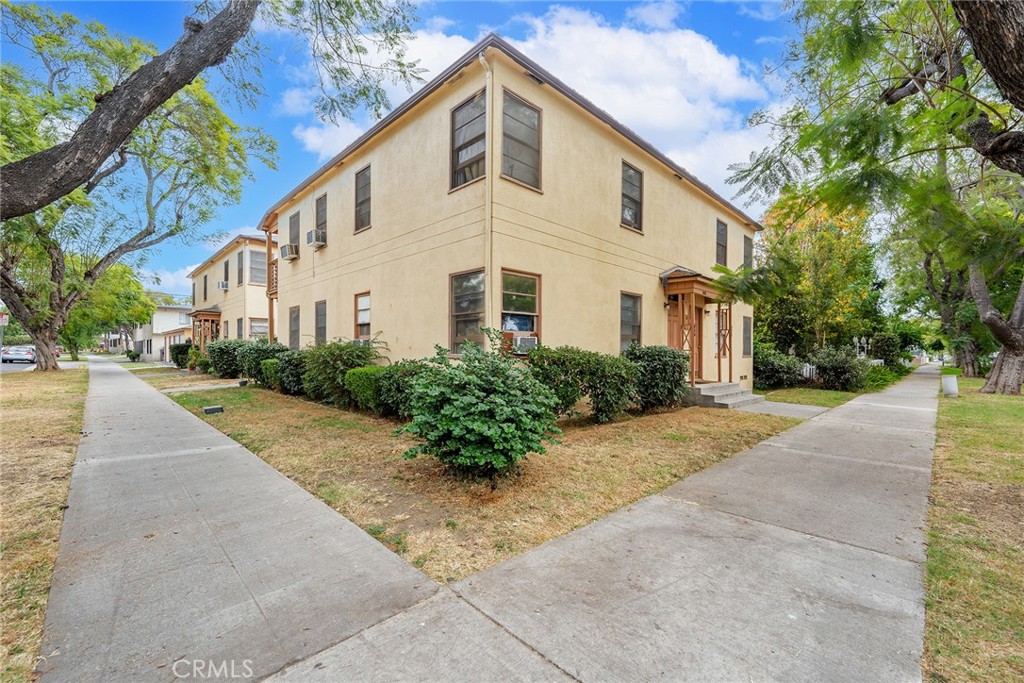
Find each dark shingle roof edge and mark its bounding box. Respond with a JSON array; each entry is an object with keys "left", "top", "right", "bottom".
[{"left": 256, "top": 33, "right": 763, "bottom": 232}]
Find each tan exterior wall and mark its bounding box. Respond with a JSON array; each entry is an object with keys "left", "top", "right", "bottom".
[
  {"left": 190, "top": 237, "right": 275, "bottom": 340},
  {"left": 266, "top": 47, "right": 757, "bottom": 387}
]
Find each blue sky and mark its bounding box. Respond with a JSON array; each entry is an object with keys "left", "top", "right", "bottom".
[{"left": 12, "top": 1, "right": 795, "bottom": 295}]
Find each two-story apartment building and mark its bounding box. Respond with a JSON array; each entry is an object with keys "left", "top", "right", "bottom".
[
  {"left": 133, "top": 302, "right": 192, "bottom": 362},
  {"left": 189, "top": 235, "right": 277, "bottom": 349},
  {"left": 259, "top": 35, "right": 761, "bottom": 386}
]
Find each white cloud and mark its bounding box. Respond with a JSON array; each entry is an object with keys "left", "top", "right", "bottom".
[
  {"left": 737, "top": 2, "right": 784, "bottom": 22},
  {"left": 626, "top": 1, "right": 684, "bottom": 30},
  {"left": 292, "top": 120, "right": 365, "bottom": 161},
  {"left": 276, "top": 87, "right": 316, "bottom": 117},
  {"left": 139, "top": 263, "right": 200, "bottom": 296},
  {"left": 424, "top": 16, "right": 456, "bottom": 33},
  {"left": 754, "top": 35, "right": 785, "bottom": 45}
]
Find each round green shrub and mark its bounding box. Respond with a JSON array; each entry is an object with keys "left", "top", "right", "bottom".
[
  {"left": 526, "top": 345, "right": 639, "bottom": 422},
  {"left": 401, "top": 342, "right": 560, "bottom": 477},
  {"left": 237, "top": 340, "right": 289, "bottom": 385},
  {"left": 808, "top": 346, "right": 869, "bottom": 392},
  {"left": 261, "top": 358, "right": 281, "bottom": 390},
  {"left": 344, "top": 365, "right": 388, "bottom": 413},
  {"left": 870, "top": 332, "right": 903, "bottom": 370},
  {"left": 205, "top": 339, "right": 250, "bottom": 378},
  {"left": 169, "top": 342, "right": 192, "bottom": 369},
  {"left": 377, "top": 360, "right": 430, "bottom": 420},
  {"left": 126, "top": 349, "right": 141, "bottom": 362},
  {"left": 277, "top": 350, "right": 308, "bottom": 395},
  {"left": 302, "top": 340, "right": 383, "bottom": 407},
  {"left": 195, "top": 356, "right": 212, "bottom": 374},
  {"left": 622, "top": 343, "right": 690, "bottom": 411},
  {"left": 753, "top": 339, "right": 805, "bottom": 390}
]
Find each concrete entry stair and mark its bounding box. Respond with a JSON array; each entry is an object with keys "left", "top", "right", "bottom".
[{"left": 685, "top": 381, "right": 765, "bottom": 409}]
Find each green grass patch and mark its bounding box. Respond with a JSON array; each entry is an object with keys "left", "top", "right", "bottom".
[
  {"left": 758, "top": 386, "right": 857, "bottom": 408},
  {"left": 940, "top": 367, "right": 963, "bottom": 376},
  {"left": 925, "top": 377, "right": 1024, "bottom": 682}
]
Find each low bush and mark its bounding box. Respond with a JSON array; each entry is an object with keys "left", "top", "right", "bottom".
[
  {"left": 753, "top": 339, "right": 805, "bottom": 390},
  {"left": 808, "top": 346, "right": 869, "bottom": 392},
  {"left": 377, "top": 360, "right": 430, "bottom": 420},
  {"left": 302, "top": 339, "right": 384, "bottom": 407},
  {"left": 862, "top": 363, "right": 912, "bottom": 392},
  {"left": 622, "top": 343, "right": 690, "bottom": 411},
  {"left": 871, "top": 332, "right": 903, "bottom": 370},
  {"left": 587, "top": 354, "right": 639, "bottom": 423},
  {"left": 345, "top": 365, "right": 388, "bottom": 413},
  {"left": 401, "top": 340, "right": 560, "bottom": 477},
  {"left": 237, "top": 340, "right": 289, "bottom": 385},
  {"left": 126, "top": 349, "right": 140, "bottom": 362},
  {"left": 186, "top": 346, "right": 205, "bottom": 371},
  {"left": 277, "top": 350, "right": 307, "bottom": 395},
  {"left": 261, "top": 358, "right": 281, "bottom": 390},
  {"left": 195, "top": 356, "right": 212, "bottom": 374},
  {"left": 169, "top": 342, "right": 192, "bottom": 369},
  {"left": 525, "top": 346, "right": 591, "bottom": 417},
  {"left": 205, "top": 339, "right": 250, "bottom": 378}
]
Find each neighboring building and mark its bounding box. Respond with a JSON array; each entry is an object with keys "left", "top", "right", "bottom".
[
  {"left": 133, "top": 303, "right": 192, "bottom": 362},
  {"left": 189, "top": 235, "right": 276, "bottom": 349},
  {"left": 258, "top": 35, "right": 761, "bottom": 386}
]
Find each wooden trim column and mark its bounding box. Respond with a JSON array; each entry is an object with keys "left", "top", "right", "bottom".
[
  {"left": 266, "top": 230, "right": 275, "bottom": 342},
  {"left": 716, "top": 301, "right": 722, "bottom": 383},
  {"left": 690, "top": 292, "right": 697, "bottom": 387},
  {"left": 728, "top": 301, "right": 734, "bottom": 383}
]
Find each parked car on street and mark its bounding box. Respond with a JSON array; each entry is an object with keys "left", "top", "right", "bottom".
[
  {"left": 55, "top": 345, "right": 63, "bottom": 357},
  {"left": 2, "top": 346, "right": 36, "bottom": 363}
]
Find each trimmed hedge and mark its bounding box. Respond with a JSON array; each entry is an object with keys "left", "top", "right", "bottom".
[
  {"left": 345, "top": 365, "right": 388, "bottom": 413},
  {"left": 871, "top": 332, "right": 903, "bottom": 370},
  {"left": 261, "top": 358, "right": 281, "bottom": 390},
  {"left": 377, "top": 360, "right": 430, "bottom": 420},
  {"left": 277, "top": 350, "right": 308, "bottom": 395},
  {"left": 126, "top": 349, "right": 140, "bottom": 362},
  {"left": 526, "top": 345, "right": 638, "bottom": 423},
  {"left": 622, "top": 343, "right": 690, "bottom": 411},
  {"left": 753, "top": 339, "right": 804, "bottom": 390},
  {"left": 169, "top": 342, "right": 192, "bottom": 369},
  {"left": 237, "top": 340, "right": 289, "bottom": 385},
  {"left": 205, "top": 339, "right": 249, "bottom": 378},
  {"left": 302, "top": 340, "right": 383, "bottom": 407},
  {"left": 400, "top": 341, "right": 560, "bottom": 477},
  {"left": 808, "top": 346, "right": 870, "bottom": 392},
  {"left": 587, "top": 355, "right": 639, "bottom": 423},
  {"left": 195, "top": 356, "right": 212, "bottom": 374}
]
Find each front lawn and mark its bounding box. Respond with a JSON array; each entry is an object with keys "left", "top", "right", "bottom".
[
  {"left": 756, "top": 386, "right": 858, "bottom": 408},
  {"left": 924, "top": 378, "right": 1024, "bottom": 681},
  {"left": 141, "top": 372, "right": 240, "bottom": 391},
  {"left": 0, "top": 369, "right": 89, "bottom": 683},
  {"left": 171, "top": 387, "right": 799, "bottom": 582}
]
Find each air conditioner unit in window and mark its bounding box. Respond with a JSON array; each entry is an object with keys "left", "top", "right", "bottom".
[
  {"left": 280, "top": 244, "right": 299, "bottom": 261},
  {"left": 306, "top": 229, "right": 327, "bottom": 249},
  {"left": 217, "top": 280, "right": 229, "bottom": 291},
  {"left": 511, "top": 336, "right": 539, "bottom": 354}
]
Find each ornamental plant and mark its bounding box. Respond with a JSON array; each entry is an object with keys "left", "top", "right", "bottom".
[
  {"left": 401, "top": 336, "right": 560, "bottom": 477},
  {"left": 622, "top": 343, "right": 690, "bottom": 411},
  {"left": 237, "top": 340, "right": 289, "bottom": 385}
]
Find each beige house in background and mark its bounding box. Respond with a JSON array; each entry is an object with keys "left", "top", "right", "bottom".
[
  {"left": 189, "top": 235, "right": 276, "bottom": 349},
  {"left": 259, "top": 34, "right": 761, "bottom": 387},
  {"left": 133, "top": 303, "right": 191, "bottom": 362}
]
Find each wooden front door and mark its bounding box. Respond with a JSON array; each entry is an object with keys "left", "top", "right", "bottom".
[{"left": 668, "top": 297, "right": 703, "bottom": 380}]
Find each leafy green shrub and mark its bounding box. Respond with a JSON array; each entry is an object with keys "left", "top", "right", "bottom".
[
  {"left": 401, "top": 341, "right": 560, "bottom": 477},
  {"left": 237, "top": 340, "right": 289, "bottom": 385},
  {"left": 126, "top": 349, "right": 140, "bottom": 362},
  {"left": 526, "top": 346, "right": 591, "bottom": 416},
  {"left": 377, "top": 360, "right": 430, "bottom": 420},
  {"left": 345, "top": 366, "right": 388, "bottom": 413},
  {"left": 169, "top": 342, "right": 192, "bottom": 369},
  {"left": 261, "top": 358, "right": 281, "bottom": 390},
  {"left": 622, "top": 343, "right": 690, "bottom": 411},
  {"left": 587, "top": 354, "right": 639, "bottom": 423},
  {"left": 195, "top": 356, "right": 212, "bottom": 374},
  {"left": 871, "top": 332, "right": 903, "bottom": 370},
  {"left": 302, "top": 339, "right": 383, "bottom": 407},
  {"left": 808, "top": 346, "right": 869, "bottom": 392},
  {"left": 277, "top": 350, "right": 307, "bottom": 395},
  {"left": 862, "top": 363, "right": 912, "bottom": 392},
  {"left": 205, "top": 339, "right": 250, "bottom": 378},
  {"left": 753, "top": 339, "right": 805, "bottom": 390},
  {"left": 186, "top": 346, "right": 205, "bottom": 371}
]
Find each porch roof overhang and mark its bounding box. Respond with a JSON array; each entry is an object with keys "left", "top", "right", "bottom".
[
  {"left": 659, "top": 267, "right": 725, "bottom": 301},
  {"left": 189, "top": 306, "right": 221, "bottom": 320}
]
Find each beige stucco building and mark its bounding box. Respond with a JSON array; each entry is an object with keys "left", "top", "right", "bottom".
[
  {"left": 189, "top": 235, "right": 276, "bottom": 349},
  {"left": 133, "top": 303, "right": 191, "bottom": 362},
  {"left": 259, "top": 35, "right": 761, "bottom": 386}
]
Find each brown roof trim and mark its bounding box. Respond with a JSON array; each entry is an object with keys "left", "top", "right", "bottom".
[{"left": 257, "top": 33, "right": 763, "bottom": 232}]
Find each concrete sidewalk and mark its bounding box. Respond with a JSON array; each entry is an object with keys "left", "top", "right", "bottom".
[{"left": 42, "top": 360, "right": 938, "bottom": 682}]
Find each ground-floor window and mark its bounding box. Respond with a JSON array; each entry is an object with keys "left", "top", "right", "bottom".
[
  {"left": 289, "top": 306, "right": 300, "bottom": 350},
  {"left": 237, "top": 318, "right": 243, "bottom": 339},
  {"left": 743, "top": 316, "right": 752, "bottom": 357},
  {"left": 620, "top": 293, "right": 641, "bottom": 351},
  {"left": 501, "top": 271, "right": 539, "bottom": 336},
  {"left": 451, "top": 270, "right": 485, "bottom": 351},
  {"left": 354, "top": 293, "right": 370, "bottom": 340},
  {"left": 249, "top": 318, "right": 268, "bottom": 337},
  {"left": 315, "top": 300, "right": 327, "bottom": 345}
]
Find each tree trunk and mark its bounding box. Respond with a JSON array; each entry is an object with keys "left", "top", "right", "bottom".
[
  {"left": 952, "top": 0, "right": 1024, "bottom": 112},
  {"left": 954, "top": 339, "right": 982, "bottom": 377},
  {"left": 28, "top": 325, "right": 61, "bottom": 371},
  {"left": 981, "top": 349, "right": 1024, "bottom": 395},
  {"left": 0, "top": 0, "right": 260, "bottom": 220}
]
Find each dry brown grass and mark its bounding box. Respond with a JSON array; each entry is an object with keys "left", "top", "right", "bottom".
[
  {"left": 141, "top": 372, "right": 240, "bottom": 391},
  {"left": 924, "top": 379, "right": 1024, "bottom": 682},
  {"left": 1, "top": 369, "right": 89, "bottom": 682},
  {"left": 172, "top": 387, "right": 798, "bottom": 582}
]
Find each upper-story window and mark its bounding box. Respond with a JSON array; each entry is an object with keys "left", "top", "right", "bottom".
[
  {"left": 250, "top": 251, "right": 267, "bottom": 285},
  {"left": 621, "top": 162, "right": 643, "bottom": 231},
  {"left": 452, "top": 92, "right": 486, "bottom": 189},
  {"left": 716, "top": 220, "right": 728, "bottom": 266},
  {"left": 237, "top": 251, "right": 244, "bottom": 286},
  {"left": 743, "top": 235, "right": 753, "bottom": 270},
  {"left": 203, "top": 275, "right": 208, "bottom": 301},
  {"left": 289, "top": 212, "right": 300, "bottom": 249},
  {"left": 502, "top": 91, "right": 540, "bottom": 189},
  {"left": 355, "top": 167, "right": 371, "bottom": 231},
  {"left": 315, "top": 193, "right": 327, "bottom": 238},
  {"left": 223, "top": 259, "right": 229, "bottom": 284}
]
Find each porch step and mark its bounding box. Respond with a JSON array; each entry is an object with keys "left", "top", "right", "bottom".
[{"left": 684, "top": 382, "right": 765, "bottom": 409}]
